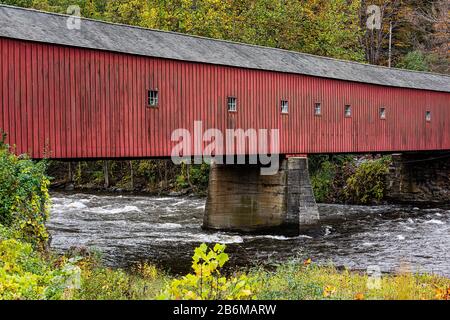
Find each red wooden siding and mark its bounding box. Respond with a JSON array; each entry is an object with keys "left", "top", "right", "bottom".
[{"left": 1, "top": 37, "right": 449, "bottom": 159}]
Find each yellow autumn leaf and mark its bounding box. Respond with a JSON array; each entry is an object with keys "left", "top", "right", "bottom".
[
  {"left": 355, "top": 293, "right": 364, "bottom": 300},
  {"left": 323, "top": 285, "right": 337, "bottom": 298}
]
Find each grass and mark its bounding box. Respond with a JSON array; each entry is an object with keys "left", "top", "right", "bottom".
[
  {"left": 69, "top": 260, "right": 450, "bottom": 300},
  {"left": 252, "top": 262, "right": 450, "bottom": 300},
  {"left": 70, "top": 260, "right": 171, "bottom": 300}
]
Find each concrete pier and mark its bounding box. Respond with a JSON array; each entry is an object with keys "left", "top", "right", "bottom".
[{"left": 203, "top": 157, "right": 319, "bottom": 235}]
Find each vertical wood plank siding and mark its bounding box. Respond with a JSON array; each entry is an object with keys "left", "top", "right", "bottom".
[{"left": 1, "top": 38, "right": 449, "bottom": 159}]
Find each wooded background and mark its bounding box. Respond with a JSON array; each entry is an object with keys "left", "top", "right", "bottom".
[{"left": 2, "top": 0, "right": 448, "bottom": 74}]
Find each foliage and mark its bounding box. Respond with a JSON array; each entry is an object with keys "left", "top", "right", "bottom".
[
  {"left": 329, "top": 160, "right": 357, "bottom": 202},
  {"left": 72, "top": 253, "right": 167, "bottom": 300},
  {"left": 310, "top": 155, "right": 391, "bottom": 205},
  {"left": 359, "top": 0, "right": 449, "bottom": 73},
  {"left": 159, "top": 243, "right": 255, "bottom": 300},
  {"left": 176, "top": 162, "right": 210, "bottom": 192},
  {"left": 311, "top": 161, "right": 336, "bottom": 203},
  {"left": 0, "top": 133, "right": 51, "bottom": 248},
  {"left": 3, "top": 0, "right": 448, "bottom": 73},
  {"left": 175, "top": 162, "right": 190, "bottom": 190},
  {"left": 0, "top": 227, "right": 168, "bottom": 300},
  {"left": 254, "top": 261, "right": 450, "bottom": 300},
  {"left": 2, "top": 0, "right": 364, "bottom": 62},
  {"left": 60, "top": 253, "right": 169, "bottom": 300},
  {"left": 396, "top": 50, "right": 433, "bottom": 71},
  {"left": 344, "top": 156, "right": 391, "bottom": 204},
  {"left": 0, "top": 234, "right": 81, "bottom": 300},
  {"left": 310, "top": 155, "right": 356, "bottom": 204},
  {"left": 188, "top": 163, "right": 210, "bottom": 191},
  {"left": 47, "top": 159, "right": 209, "bottom": 194}
]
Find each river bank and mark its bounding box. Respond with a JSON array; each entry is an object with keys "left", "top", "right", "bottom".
[{"left": 2, "top": 228, "right": 449, "bottom": 300}]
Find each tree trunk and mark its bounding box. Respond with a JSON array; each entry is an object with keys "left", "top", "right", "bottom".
[
  {"left": 129, "top": 161, "right": 134, "bottom": 190},
  {"left": 68, "top": 162, "right": 73, "bottom": 182},
  {"left": 104, "top": 161, "right": 110, "bottom": 189}
]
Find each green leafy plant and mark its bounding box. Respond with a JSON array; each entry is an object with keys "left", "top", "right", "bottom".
[
  {"left": 396, "top": 50, "right": 433, "bottom": 72},
  {"left": 0, "top": 236, "right": 80, "bottom": 300},
  {"left": 188, "top": 163, "right": 210, "bottom": 192},
  {"left": 344, "top": 157, "right": 391, "bottom": 204},
  {"left": 0, "top": 133, "right": 51, "bottom": 248},
  {"left": 311, "top": 161, "right": 336, "bottom": 203},
  {"left": 159, "top": 243, "right": 255, "bottom": 300}
]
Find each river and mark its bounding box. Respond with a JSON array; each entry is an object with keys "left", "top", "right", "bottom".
[{"left": 47, "top": 192, "right": 450, "bottom": 276}]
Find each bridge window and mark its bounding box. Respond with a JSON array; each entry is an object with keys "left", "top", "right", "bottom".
[
  {"left": 426, "top": 111, "right": 431, "bottom": 122},
  {"left": 147, "top": 90, "right": 158, "bottom": 107},
  {"left": 344, "top": 105, "right": 352, "bottom": 117},
  {"left": 228, "top": 97, "right": 237, "bottom": 112},
  {"left": 314, "top": 103, "right": 321, "bottom": 116},
  {"left": 281, "top": 100, "right": 289, "bottom": 114},
  {"left": 380, "top": 107, "right": 386, "bottom": 119}
]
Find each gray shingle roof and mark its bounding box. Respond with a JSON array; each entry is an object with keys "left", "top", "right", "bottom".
[{"left": 1, "top": 4, "right": 449, "bottom": 93}]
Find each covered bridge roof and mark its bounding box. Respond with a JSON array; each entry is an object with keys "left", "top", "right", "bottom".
[{"left": 1, "top": 4, "right": 449, "bottom": 93}]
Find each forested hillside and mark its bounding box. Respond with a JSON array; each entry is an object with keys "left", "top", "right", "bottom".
[{"left": 1, "top": 0, "right": 448, "bottom": 73}]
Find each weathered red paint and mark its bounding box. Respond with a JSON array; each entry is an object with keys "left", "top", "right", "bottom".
[{"left": 1, "top": 37, "right": 449, "bottom": 159}]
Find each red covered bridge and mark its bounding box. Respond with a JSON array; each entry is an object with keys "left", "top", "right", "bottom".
[
  {"left": 1, "top": 5, "right": 449, "bottom": 160},
  {"left": 1, "top": 5, "right": 449, "bottom": 233}
]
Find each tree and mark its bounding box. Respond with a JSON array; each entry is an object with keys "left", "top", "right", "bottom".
[
  {"left": 0, "top": 0, "right": 108, "bottom": 18},
  {"left": 2, "top": 0, "right": 366, "bottom": 61},
  {"left": 405, "top": 0, "right": 449, "bottom": 73},
  {"left": 359, "top": 0, "right": 404, "bottom": 66},
  {"left": 396, "top": 50, "right": 431, "bottom": 71},
  {"left": 102, "top": 0, "right": 364, "bottom": 61}
]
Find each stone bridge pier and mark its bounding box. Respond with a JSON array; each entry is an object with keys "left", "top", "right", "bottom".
[
  {"left": 203, "top": 157, "right": 319, "bottom": 236},
  {"left": 386, "top": 152, "right": 450, "bottom": 204}
]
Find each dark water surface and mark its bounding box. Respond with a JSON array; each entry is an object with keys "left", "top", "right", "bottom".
[{"left": 47, "top": 192, "right": 450, "bottom": 276}]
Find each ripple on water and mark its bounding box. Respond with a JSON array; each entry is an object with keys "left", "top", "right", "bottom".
[
  {"left": 86, "top": 205, "right": 143, "bottom": 214},
  {"left": 153, "top": 223, "right": 183, "bottom": 229},
  {"left": 424, "top": 219, "right": 445, "bottom": 225}
]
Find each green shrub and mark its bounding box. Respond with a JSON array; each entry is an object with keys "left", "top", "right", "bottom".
[
  {"left": 0, "top": 134, "right": 51, "bottom": 248},
  {"left": 310, "top": 155, "right": 392, "bottom": 205},
  {"left": 396, "top": 50, "right": 432, "bottom": 72},
  {"left": 311, "top": 161, "right": 336, "bottom": 203},
  {"left": 189, "top": 163, "right": 210, "bottom": 191},
  {"left": 344, "top": 157, "right": 391, "bottom": 204},
  {"left": 0, "top": 235, "right": 80, "bottom": 300},
  {"left": 159, "top": 243, "right": 255, "bottom": 300}
]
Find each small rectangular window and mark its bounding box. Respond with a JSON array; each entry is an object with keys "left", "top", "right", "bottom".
[
  {"left": 345, "top": 105, "right": 352, "bottom": 117},
  {"left": 281, "top": 100, "right": 289, "bottom": 114},
  {"left": 426, "top": 111, "right": 431, "bottom": 122},
  {"left": 227, "top": 97, "right": 237, "bottom": 112},
  {"left": 314, "top": 103, "right": 321, "bottom": 116},
  {"left": 148, "top": 90, "right": 158, "bottom": 107},
  {"left": 380, "top": 107, "right": 386, "bottom": 119}
]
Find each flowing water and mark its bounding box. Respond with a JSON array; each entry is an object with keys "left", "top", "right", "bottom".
[{"left": 47, "top": 192, "right": 450, "bottom": 276}]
